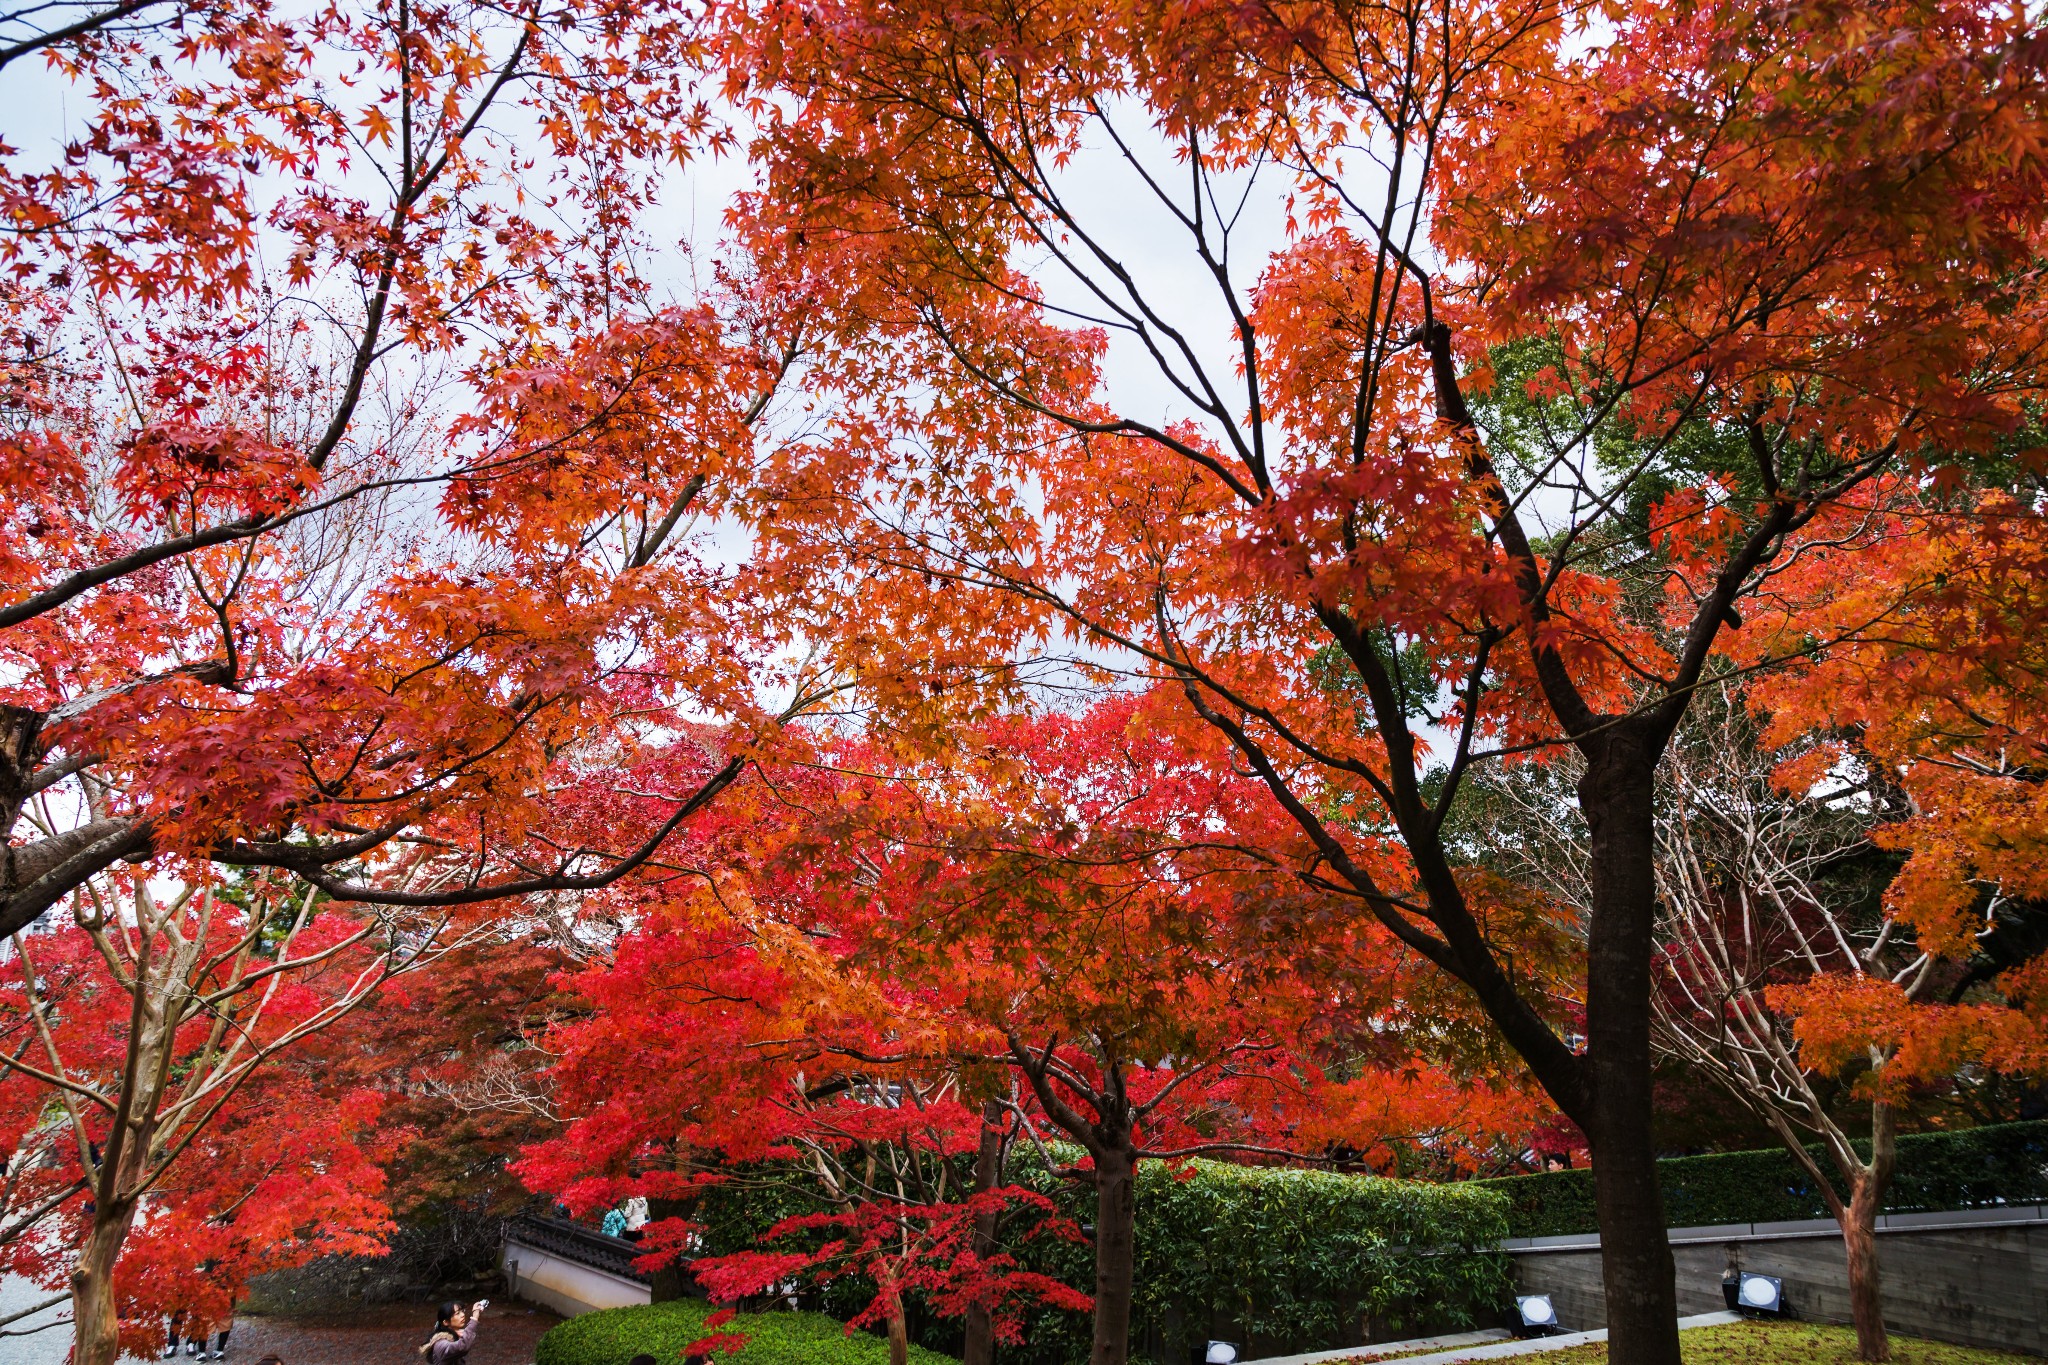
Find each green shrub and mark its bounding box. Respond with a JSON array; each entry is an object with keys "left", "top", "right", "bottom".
[
  {"left": 534, "top": 1300, "right": 958, "bottom": 1365},
  {"left": 1478, "top": 1118, "right": 2048, "bottom": 1239}
]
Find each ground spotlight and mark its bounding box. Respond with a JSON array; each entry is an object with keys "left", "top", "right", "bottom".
[
  {"left": 1205, "top": 1342, "right": 1239, "bottom": 1364},
  {"left": 1736, "top": 1272, "right": 1785, "bottom": 1315},
  {"left": 1515, "top": 1294, "right": 1560, "bottom": 1335}
]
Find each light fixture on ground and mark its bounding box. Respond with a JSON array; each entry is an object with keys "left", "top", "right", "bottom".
[
  {"left": 1205, "top": 1343, "right": 1239, "bottom": 1364},
  {"left": 1515, "top": 1294, "right": 1560, "bottom": 1335},
  {"left": 1736, "top": 1272, "right": 1784, "bottom": 1315}
]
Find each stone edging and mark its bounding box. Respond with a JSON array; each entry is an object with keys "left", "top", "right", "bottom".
[{"left": 1501, "top": 1203, "right": 2048, "bottom": 1254}]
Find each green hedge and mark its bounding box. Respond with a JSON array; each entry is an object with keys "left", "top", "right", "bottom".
[
  {"left": 694, "top": 1154, "right": 1510, "bottom": 1365},
  {"left": 1120, "top": 1159, "right": 1511, "bottom": 1360},
  {"left": 1477, "top": 1118, "right": 2048, "bottom": 1239},
  {"left": 535, "top": 1301, "right": 957, "bottom": 1365}
]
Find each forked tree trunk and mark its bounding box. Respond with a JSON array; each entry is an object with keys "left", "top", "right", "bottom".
[
  {"left": 1091, "top": 1143, "right": 1138, "bottom": 1365},
  {"left": 1579, "top": 739, "right": 1682, "bottom": 1365},
  {"left": 962, "top": 1101, "right": 1004, "bottom": 1365},
  {"left": 71, "top": 1198, "right": 139, "bottom": 1365}
]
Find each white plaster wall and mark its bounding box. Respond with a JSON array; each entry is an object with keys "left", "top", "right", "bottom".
[{"left": 499, "top": 1242, "right": 651, "bottom": 1320}]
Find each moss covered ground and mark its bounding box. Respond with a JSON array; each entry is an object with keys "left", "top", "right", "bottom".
[{"left": 1483, "top": 1321, "right": 2028, "bottom": 1365}]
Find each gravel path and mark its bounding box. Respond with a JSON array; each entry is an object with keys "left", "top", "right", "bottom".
[
  {"left": 224, "top": 1304, "right": 563, "bottom": 1365},
  {"left": 0, "top": 1287, "right": 562, "bottom": 1365}
]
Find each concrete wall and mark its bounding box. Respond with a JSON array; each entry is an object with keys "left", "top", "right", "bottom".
[
  {"left": 1510, "top": 1208, "right": 2048, "bottom": 1357},
  {"left": 500, "top": 1239, "right": 651, "bottom": 1320}
]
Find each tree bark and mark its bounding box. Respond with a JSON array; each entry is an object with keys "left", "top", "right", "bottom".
[
  {"left": 884, "top": 1281, "right": 910, "bottom": 1365},
  {"left": 647, "top": 1193, "right": 697, "bottom": 1303},
  {"left": 1845, "top": 1105, "right": 1897, "bottom": 1362},
  {"left": 962, "top": 1100, "right": 1004, "bottom": 1365},
  {"left": 1843, "top": 1180, "right": 1887, "bottom": 1363},
  {"left": 1091, "top": 1143, "right": 1138, "bottom": 1365},
  {"left": 1580, "top": 737, "right": 1682, "bottom": 1365},
  {"left": 71, "top": 1199, "right": 139, "bottom": 1365}
]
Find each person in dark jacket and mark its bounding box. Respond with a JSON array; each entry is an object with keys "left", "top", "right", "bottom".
[{"left": 417, "top": 1300, "right": 487, "bottom": 1363}]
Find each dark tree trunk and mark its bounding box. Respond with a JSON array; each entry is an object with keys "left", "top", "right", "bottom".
[
  {"left": 1091, "top": 1143, "right": 1138, "bottom": 1365},
  {"left": 963, "top": 1100, "right": 1004, "bottom": 1365},
  {"left": 647, "top": 1192, "right": 697, "bottom": 1302},
  {"left": 1579, "top": 735, "right": 1681, "bottom": 1365}
]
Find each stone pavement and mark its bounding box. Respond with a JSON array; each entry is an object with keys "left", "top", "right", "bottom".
[{"left": 0, "top": 1295, "right": 563, "bottom": 1365}]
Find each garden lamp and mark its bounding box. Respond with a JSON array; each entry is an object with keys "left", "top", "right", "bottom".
[
  {"left": 1736, "top": 1272, "right": 1785, "bottom": 1315},
  {"left": 1516, "top": 1294, "right": 1560, "bottom": 1335}
]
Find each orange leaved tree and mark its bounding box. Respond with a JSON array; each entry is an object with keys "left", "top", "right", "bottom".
[
  {"left": 0, "top": 0, "right": 840, "bottom": 938},
  {"left": 1743, "top": 487, "right": 2048, "bottom": 1357},
  {"left": 714, "top": 0, "right": 2048, "bottom": 1358}
]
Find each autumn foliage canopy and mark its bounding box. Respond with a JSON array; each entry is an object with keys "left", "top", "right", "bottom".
[{"left": 5, "top": 0, "right": 2048, "bottom": 1362}]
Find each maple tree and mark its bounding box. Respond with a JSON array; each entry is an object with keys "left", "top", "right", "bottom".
[
  {"left": 0, "top": 4, "right": 877, "bottom": 1359},
  {"left": 684, "top": 1080, "right": 1091, "bottom": 1365},
  {"left": 1645, "top": 711, "right": 1909, "bottom": 1364},
  {"left": 0, "top": 872, "right": 419, "bottom": 1365},
  {"left": 515, "top": 817, "right": 1096, "bottom": 1365},
  {"left": 0, "top": 0, "right": 854, "bottom": 949},
  {"left": 709, "top": 0, "right": 2048, "bottom": 1356},
  {"left": 1479, "top": 685, "right": 2048, "bottom": 1362},
  {"left": 803, "top": 702, "right": 1551, "bottom": 1365},
  {"left": 526, "top": 697, "right": 1554, "bottom": 1365},
  {"left": 1738, "top": 486, "right": 2048, "bottom": 1359}
]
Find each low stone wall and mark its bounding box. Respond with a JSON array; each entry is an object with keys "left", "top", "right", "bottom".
[{"left": 1509, "top": 1206, "right": 2048, "bottom": 1356}]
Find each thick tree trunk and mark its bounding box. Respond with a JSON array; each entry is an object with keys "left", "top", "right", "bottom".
[
  {"left": 1091, "top": 1144, "right": 1138, "bottom": 1365},
  {"left": 962, "top": 1101, "right": 1004, "bottom": 1365},
  {"left": 1845, "top": 1104, "right": 1897, "bottom": 1362},
  {"left": 1579, "top": 740, "right": 1681, "bottom": 1365},
  {"left": 646, "top": 1194, "right": 696, "bottom": 1303},
  {"left": 71, "top": 1199, "right": 138, "bottom": 1365}
]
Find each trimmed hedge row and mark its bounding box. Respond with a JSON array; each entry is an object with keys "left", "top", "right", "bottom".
[
  {"left": 693, "top": 1154, "right": 1512, "bottom": 1365},
  {"left": 1477, "top": 1118, "right": 2048, "bottom": 1239},
  {"left": 535, "top": 1301, "right": 956, "bottom": 1365},
  {"left": 1120, "top": 1158, "right": 1511, "bottom": 1359}
]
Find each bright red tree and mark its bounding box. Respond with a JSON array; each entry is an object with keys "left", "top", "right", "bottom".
[
  {"left": 526, "top": 698, "right": 1558, "bottom": 1363},
  {"left": 0, "top": 876, "right": 409, "bottom": 1360}
]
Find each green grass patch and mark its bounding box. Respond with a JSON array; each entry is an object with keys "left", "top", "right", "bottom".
[
  {"left": 533, "top": 1300, "right": 959, "bottom": 1365},
  {"left": 1510, "top": 1320, "right": 2030, "bottom": 1364}
]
